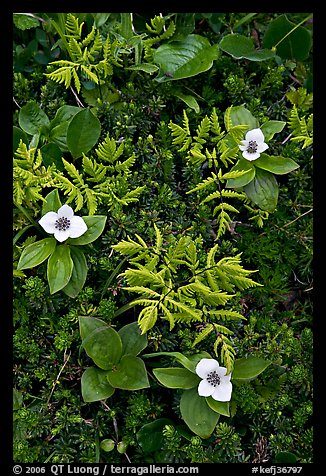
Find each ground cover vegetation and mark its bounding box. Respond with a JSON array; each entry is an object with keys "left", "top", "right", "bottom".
[{"left": 13, "top": 12, "right": 313, "bottom": 464}]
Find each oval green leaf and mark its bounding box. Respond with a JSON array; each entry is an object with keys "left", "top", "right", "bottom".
[
  {"left": 67, "top": 215, "right": 107, "bottom": 245},
  {"left": 107, "top": 355, "right": 149, "bottom": 390},
  {"left": 263, "top": 14, "right": 312, "bottom": 61},
  {"left": 254, "top": 153, "right": 299, "bottom": 175},
  {"left": 41, "top": 189, "right": 62, "bottom": 215},
  {"left": 219, "top": 33, "right": 275, "bottom": 61},
  {"left": 47, "top": 244, "right": 73, "bottom": 294},
  {"left": 226, "top": 158, "right": 256, "bottom": 188},
  {"left": 13, "top": 126, "right": 28, "bottom": 153},
  {"left": 40, "top": 143, "right": 64, "bottom": 170},
  {"left": 62, "top": 246, "right": 88, "bottom": 298},
  {"left": 67, "top": 108, "right": 101, "bottom": 159},
  {"left": 180, "top": 387, "right": 220, "bottom": 438},
  {"left": 226, "top": 106, "right": 258, "bottom": 131},
  {"left": 243, "top": 167, "right": 279, "bottom": 212},
  {"left": 173, "top": 92, "right": 200, "bottom": 113},
  {"left": 232, "top": 356, "right": 270, "bottom": 381},
  {"left": 154, "top": 34, "right": 219, "bottom": 83},
  {"left": 17, "top": 237, "right": 56, "bottom": 270},
  {"left": 82, "top": 326, "right": 123, "bottom": 370},
  {"left": 18, "top": 101, "right": 50, "bottom": 135},
  {"left": 205, "top": 397, "right": 230, "bottom": 416},
  {"left": 79, "top": 316, "right": 109, "bottom": 340},
  {"left": 136, "top": 418, "right": 173, "bottom": 454},
  {"left": 81, "top": 367, "right": 115, "bottom": 402},
  {"left": 153, "top": 367, "right": 200, "bottom": 389},
  {"left": 127, "top": 64, "right": 159, "bottom": 74},
  {"left": 260, "top": 120, "right": 286, "bottom": 141},
  {"left": 118, "top": 321, "right": 148, "bottom": 357}
]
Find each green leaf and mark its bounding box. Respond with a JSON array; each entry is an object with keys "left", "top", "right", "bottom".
[
  {"left": 41, "top": 189, "right": 62, "bottom": 215},
  {"left": 232, "top": 356, "right": 270, "bottom": 381},
  {"left": 126, "top": 64, "right": 159, "bottom": 74},
  {"left": 62, "top": 246, "right": 88, "bottom": 298},
  {"left": 260, "top": 120, "right": 286, "bottom": 141},
  {"left": 19, "top": 101, "right": 50, "bottom": 135},
  {"left": 107, "top": 355, "right": 150, "bottom": 390},
  {"left": 17, "top": 238, "right": 56, "bottom": 270},
  {"left": 49, "top": 105, "right": 82, "bottom": 129},
  {"left": 79, "top": 316, "right": 109, "bottom": 340},
  {"left": 219, "top": 33, "right": 275, "bottom": 61},
  {"left": 205, "top": 397, "right": 230, "bottom": 416},
  {"left": 226, "top": 106, "right": 258, "bottom": 131},
  {"left": 153, "top": 367, "right": 200, "bottom": 389},
  {"left": 13, "top": 126, "right": 28, "bottom": 153},
  {"left": 118, "top": 322, "right": 148, "bottom": 357},
  {"left": 254, "top": 153, "right": 299, "bottom": 175},
  {"left": 243, "top": 167, "right": 279, "bottom": 212},
  {"left": 67, "top": 216, "right": 107, "bottom": 245},
  {"left": 154, "top": 34, "right": 219, "bottom": 83},
  {"left": 47, "top": 244, "right": 73, "bottom": 294},
  {"left": 180, "top": 387, "right": 220, "bottom": 438},
  {"left": 173, "top": 92, "right": 200, "bottom": 113},
  {"left": 263, "top": 14, "right": 312, "bottom": 61},
  {"left": 143, "top": 351, "right": 211, "bottom": 373},
  {"left": 226, "top": 158, "right": 256, "bottom": 188},
  {"left": 81, "top": 367, "right": 115, "bottom": 402},
  {"left": 48, "top": 106, "right": 82, "bottom": 153},
  {"left": 80, "top": 318, "right": 123, "bottom": 370},
  {"left": 67, "top": 109, "right": 101, "bottom": 159},
  {"left": 40, "top": 143, "right": 64, "bottom": 170},
  {"left": 274, "top": 451, "right": 298, "bottom": 463},
  {"left": 136, "top": 418, "right": 173, "bottom": 454},
  {"left": 13, "top": 13, "right": 40, "bottom": 30}
]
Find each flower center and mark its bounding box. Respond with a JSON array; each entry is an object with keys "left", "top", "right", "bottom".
[
  {"left": 206, "top": 371, "right": 220, "bottom": 387},
  {"left": 247, "top": 140, "right": 258, "bottom": 154},
  {"left": 55, "top": 217, "right": 71, "bottom": 231}
]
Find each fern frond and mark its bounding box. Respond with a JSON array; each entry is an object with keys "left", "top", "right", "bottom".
[
  {"left": 68, "top": 37, "right": 82, "bottom": 61},
  {"left": 215, "top": 334, "right": 236, "bottom": 374},
  {"left": 208, "top": 309, "right": 245, "bottom": 321},
  {"left": 112, "top": 236, "right": 148, "bottom": 256},
  {"left": 45, "top": 65, "right": 74, "bottom": 89},
  {"left": 164, "top": 296, "right": 202, "bottom": 321},
  {"left": 224, "top": 106, "right": 233, "bottom": 131},
  {"left": 79, "top": 64, "right": 99, "bottom": 83},
  {"left": 66, "top": 13, "right": 83, "bottom": 38},
  {"left": 187, "top": 172, "right": 218, "bottom": 194},
  {"left": 193, "top": 116, "right": 211, "bottom": 149},
  {"left": 138, "top": 305, "right": 158, "bottom": 333},
  {"left": 124, "top": 268, "right": 165, "bottom": 287},
  {"left": 124, "top": 286, "right": 161, "bottom": 298},
  {"left": 192, "top": 324, "right": 214, "bottom": 346},
  {"left": 145, "top": 15, "right": 165, "bottom": 34}
]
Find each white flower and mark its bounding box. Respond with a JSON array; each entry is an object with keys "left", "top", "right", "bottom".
[
  {"left": 239, "top": 128, "right": 268, "bottom": 161},
  {"left": 195, "top": 358, "right": 232, "bottom": 402},
  {"left": 39, "top": 204, "right": 87, "bottom": 243}
]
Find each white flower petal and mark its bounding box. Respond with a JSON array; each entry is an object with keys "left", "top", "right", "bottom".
[
  {"left": 242, "top": 150, "right": 260, "bottom": 161},
  {"left": 256, "top": 142, "right": 269, "bottom": 153},
  {"left": 195, "top": 358, "right": 220, "bottom": 379},
  {"left": 211, "top": 381, "right": 233, "bottom": 402},
  {"left": 57, "top": 204, "right": 74, "bottom": 219},
  {"left": 69, "top": 216, "right": 88, "bottom": 238},
  {"left": 238, "top": 143, "right": 247, "bottom": 151},
  {"left": 54, "top": 229, "right": 71, "bottom": 242},
  {"left": 39, "top": 212, "right": 59, "bottom": 234},
  {"left": 245, "top": 128, "right": 265, "bottom": 143},
  {"left": 218, "top": 367, "right": 232, "bottom": 383},
  {"left": 198, "top": 379, "right": 215, "bottom": 397}
]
